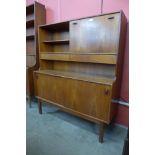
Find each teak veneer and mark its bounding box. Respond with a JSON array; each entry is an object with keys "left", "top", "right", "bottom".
[
  {"left": 34, "top": 11, "right": 127, "bottom": 143},
  {"left": 26, "top": 2, "right": 46, "bottom": 107}
]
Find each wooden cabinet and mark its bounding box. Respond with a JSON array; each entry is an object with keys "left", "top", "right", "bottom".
[
  {"left": 34, "top": 11, "right": 127, "bottom": 142},
  {"left": 26, "top": 2, "right": 46, "bottom": 106}
]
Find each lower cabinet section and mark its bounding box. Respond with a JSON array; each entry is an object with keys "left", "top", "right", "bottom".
[
  {"left": 34, "top": 72, "right": 114, "bottom": 124},
  {"left": 34, "top": 71, "right": 116, "bottom": 143}
]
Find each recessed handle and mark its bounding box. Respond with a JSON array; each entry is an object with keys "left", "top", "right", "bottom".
[
  {"left": 107, "top": 16, "right": 114, "bottom": 20},
  {"left": 72, "top": 22, "right": 78, "bottom": 25},
  {"left": 105, "top": 88, "right": 109, "bottom": 95}
]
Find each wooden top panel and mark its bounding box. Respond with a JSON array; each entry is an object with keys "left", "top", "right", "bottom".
[
  {"left": 39, "top": 11, "right": 122, "bottom": 28},
  {"left": 40, "top": 22, "right": 69, "bottom": 31},
  {"left": 34, "top": 70, "right": 115, "bottom": 85}
]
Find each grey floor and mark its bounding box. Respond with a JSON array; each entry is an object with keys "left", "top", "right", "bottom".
[{"left": 26, "top": 100, "right": 127, "bottom": 155}]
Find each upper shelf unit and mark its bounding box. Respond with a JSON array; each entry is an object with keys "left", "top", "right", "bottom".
[
  {"left": 26, "top": 2, "right": 46, "bottom": 67},
  {"left": 39, "top": 13, "right": 121, "bottom": 56}
]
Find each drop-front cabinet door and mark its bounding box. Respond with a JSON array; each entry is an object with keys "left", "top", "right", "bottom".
[{"left": 70, "top": 13, "right": 121, "bottom": 53}]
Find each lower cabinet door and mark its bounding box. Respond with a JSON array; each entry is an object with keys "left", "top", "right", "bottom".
[{"left": 35, "top": 73, "right": 112, "bottom": 123}]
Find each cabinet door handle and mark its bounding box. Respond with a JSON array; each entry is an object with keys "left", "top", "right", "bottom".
[
  {"left": 107, "top": 17, "right": 114, "bottom": 20},
  {"left": 105, "top": 88, "right": 109, "bottom": 95},
  {"left": 72, "top": 22, "right": 78, "bottom": 25}
]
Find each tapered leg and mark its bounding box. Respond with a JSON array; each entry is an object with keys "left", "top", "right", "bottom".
[
  {"left": 99, "top": 123, "right": 105, "bottom": 143},
  {"left": 38, "top": 99, "right": 42, "bottom": 114}
]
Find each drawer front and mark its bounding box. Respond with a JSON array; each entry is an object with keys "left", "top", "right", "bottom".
[{"left": 35, "top": 73, "right": 112, "bottom": 122}]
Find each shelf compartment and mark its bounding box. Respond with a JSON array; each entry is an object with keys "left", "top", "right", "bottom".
[
  {"left": 26, "top": 19, "right": 34, "bottom": 27},
  {"left": 40, "top": 30, "right": 69, "bottom": 41},
  {"left": 40, "top": 53, "right": 117, "bottom": 64},
  {"left": 42, "top": 39, "right": 69, "bottom": 44},
  {"left": 26, "top": 13, "right": 34, "bottom": 22},
  {"left": 39, "top": 22, "right": 69, "bottom": 43},
  {"left": 26, "top": 4, "right": 34, "bottom": 15},
  {"left": 34, "top": 70, "right": 115, "bottom": 85},
  {"left": 40, "top": 43, "right": 69, "bottom": 53},
  {"left": 26, "top": 39, "right": 35, "bottom": 53},
  {"left": 27, "top": 27, "right": 34, "bottom": 35}
]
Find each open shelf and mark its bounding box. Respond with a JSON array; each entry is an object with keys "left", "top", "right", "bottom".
[
  {"left": 39, "top": 21, "right": 69, "bottom": 53},
  {"left": 35, "top": 70, "right": 115, "bottom": 85},
  {"left": 40, "top": 52, "right": 117, "bottom": 64},
  {"left": 42, "top": 39, "right": 69, "bottom": 44},
  {"left": 26, "top": 12, "right": 34, "bottom": 21},
  {"left": 26, "top": 19, "right": 34, "bottom": 27},
  {"left": 26, "top": 4, "right": 34, "bottom": 15}
]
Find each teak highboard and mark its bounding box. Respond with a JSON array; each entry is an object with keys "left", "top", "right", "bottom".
[
  {"left": 34, "top": 11, "right": 127, "bottom": 143},
  {"left": 26, "top": 2, "right": 46, "bottom": 107}
]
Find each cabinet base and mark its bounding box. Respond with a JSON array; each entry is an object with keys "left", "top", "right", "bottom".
[{"left": 37, "top": 98, "right": 105, "bottom": 143}]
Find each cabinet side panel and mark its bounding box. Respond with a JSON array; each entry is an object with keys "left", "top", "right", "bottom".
[
  {"left": 112, "top": 12, "right": 127, "bottom": 99},
  {"left": 35, "top": 2, "right": 46, "bottom": 68}
]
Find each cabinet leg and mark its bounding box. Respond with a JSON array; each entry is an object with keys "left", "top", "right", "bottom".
[
  {"left": 99, "top": 123, "right": 105, "bottom": 143},
  {"left": 38, "top": 99, "right": 42, "bottom": 114}
]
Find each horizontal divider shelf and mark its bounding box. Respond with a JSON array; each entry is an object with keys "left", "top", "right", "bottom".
[
  {"left": 26, "top": 35, "right": 35, "bottom": 40},
  {"left": 40, "top": 52, "right": 116, "bottom": 55},
  {"left": 34, "top": 70, "right": 115, "bottom": 85},
  {"left": 42, "top": 39, "right": 69, "bottom": 44},
  {"left": 26, "top": 53, "right": 36, "bottom": 56},
  {"left": 40, "top": 52, "right": 117, "bottom": 64},
  {"left": 26, "top": 19, "right": 34, "bottom": 27}
]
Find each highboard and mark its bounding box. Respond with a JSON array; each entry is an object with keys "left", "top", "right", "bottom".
[
  {"left": 26, "top": 1, "right": 46, "bottom": 107},
  {"left": 34, "top": 11, "right": 127, "bottom": 143}
]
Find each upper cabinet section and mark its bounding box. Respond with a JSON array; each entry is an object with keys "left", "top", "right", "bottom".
[
  {"left": 26, "top": 2, "right": 46, "bottom": 67},
  {"left": 39, "top": 11, "right": 126, "bottom": 61},
  {"left": 70, "top": 13, "right": 121, "bottom": 53}
]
